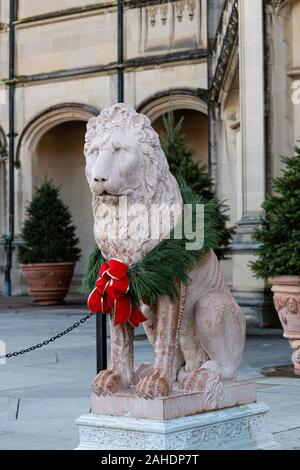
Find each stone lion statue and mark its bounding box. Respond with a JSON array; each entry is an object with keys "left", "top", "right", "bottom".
[{"left": 84, "top": 103, "right": 245, "bottom": 406}]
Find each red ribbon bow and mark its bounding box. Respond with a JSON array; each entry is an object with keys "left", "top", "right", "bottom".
[{"left": 87, "top": 258, "right": 146, "bottom": 327}]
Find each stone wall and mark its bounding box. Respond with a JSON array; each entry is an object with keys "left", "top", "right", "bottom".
[
  {"left": 1, "top": 0, "right": 298, "bottom": 321},
  {"left": 209, "top": 0, "right": 300, "bottom": 326},
  {"left": 0, "top": 0, "right": 208, "bottom": 295}
]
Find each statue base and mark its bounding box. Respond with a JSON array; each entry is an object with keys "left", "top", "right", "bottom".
[
  {"left": 75, "top": 402, "right": 279, "bottom": 450},
  {"left": 90, "top": 381, "right": 256, "bottom": 420}
]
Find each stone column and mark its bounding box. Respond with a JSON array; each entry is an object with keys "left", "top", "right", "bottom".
[
  {"left": 232, "top": 0, "right": 276, "bottom": 326},
  {"left": 207, "top": 0, "right": 226, "bottom": 185},
  {"left": 239, "top": 0, "right": 265, "bottom": 216}
]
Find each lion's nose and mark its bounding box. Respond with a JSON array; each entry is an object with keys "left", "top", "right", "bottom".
[{"left": 94, "top": 177, "right": 107, "bottom": 183}]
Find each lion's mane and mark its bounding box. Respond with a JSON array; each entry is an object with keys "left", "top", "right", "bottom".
[{"left": 84, "top": 103, "right": 182, "bottom": 264}]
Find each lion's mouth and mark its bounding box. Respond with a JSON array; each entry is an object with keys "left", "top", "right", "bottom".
[
  {"left": 98, "top": 191, "right": 121, "bottom": 200},
  {"left": 100, "top": 191, "right": 116, "bottom": 196}
]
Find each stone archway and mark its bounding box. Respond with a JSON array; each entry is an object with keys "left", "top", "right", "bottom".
[
  {"left": 137, "top": 91, "right": 208, "bottom": 165},
  {"left": 137, "top": 91, "right": 208, "bottom": 122},
  {"left": 16, "top": 104, "right": 99, "bottom": 290}
]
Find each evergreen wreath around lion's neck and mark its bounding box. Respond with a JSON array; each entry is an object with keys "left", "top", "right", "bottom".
[{"left": 83, "top": 179, "right": 222, "bottom": 327}]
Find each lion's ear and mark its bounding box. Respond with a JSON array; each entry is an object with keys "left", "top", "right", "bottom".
[
  {"left": 85, "top": 117, "right": 98, "bottom": 143},
  {"left": 141, "top": 144, "right": 159, "bottom": 190}
]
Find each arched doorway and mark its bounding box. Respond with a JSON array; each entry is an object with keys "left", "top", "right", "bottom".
[
  {"left": 138, "top": 91, "right": 208, "bottom": 166},
  {"left": 35, "top": 121, "right": 94, "bottom": 286},
  {"left": 16, "top": 104, "right": 99, "bottom": 291},
  {"left": 152, "top": 109, "right": 208, "bottom": 166}
]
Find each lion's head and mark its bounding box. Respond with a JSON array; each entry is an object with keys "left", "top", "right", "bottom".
[
  {"left": 84, "top": 103, "right": 182, "bottom": 264},
  {"left": 84, "top": 103, "right": 179, "bottom": 203}
]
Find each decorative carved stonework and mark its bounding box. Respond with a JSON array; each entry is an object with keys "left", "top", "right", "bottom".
[
  {"left": 187, "top": 0, "right": 196, "bottom": 21},
  {"left": 174, "top": 0, "right": 196, "bottom": 23},
  {"left": 269, "top": 276, "right": 300, "bottom": 372},
  {"left": 175, "top": 1, "right": 185, "bottom": 22},
  {"left": 266, "top": 0, "right": 290, "bottom": 14},
  {"left": 138, "top": 1, "right": 202, "bottom": 56},
  {"left": 147, "top": 6, "right": 158, "bottom": 26},
  {"left": 211, "top": 0, "right": 239, "bottom": 103},
  {"left": 273, "top": 294, "right": 300, "bottom": 316},
  {"left": 145, "top": 0, "right": 196, "bottom": 27},
  {"left": 160, "top": 4, "right": 168, "bottom": 25},
  {"left": 76, "top": 403, "right": 279, "bottom": 450},
  {"left": 0, "top": 141, "right": 7, "bottom": 164}
]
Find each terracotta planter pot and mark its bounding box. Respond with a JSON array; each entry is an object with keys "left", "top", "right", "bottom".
[
  {"left": 21, "top": 262, "right": 75, "bottom": 306},
  {"left": 268, "top": 276, "right": 300, "bottom": 372}
]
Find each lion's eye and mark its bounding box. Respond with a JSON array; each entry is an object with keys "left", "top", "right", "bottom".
[{"left": 89, "top": 150, "right": 98, "bottom": 159}]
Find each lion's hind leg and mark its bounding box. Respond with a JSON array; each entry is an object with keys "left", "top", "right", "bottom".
[
  {"left": 178, "top": 289, "right": 245, "bottom": 408},
  {"left": 194, "top": 289, "right": 245, "bottom": 382}
]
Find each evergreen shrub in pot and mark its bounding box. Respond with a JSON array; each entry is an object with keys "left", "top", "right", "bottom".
[
  {"left": 18, "top": 180, "right": 81, "bottom": 305},
  {"left": 250, "top": 148, "right": 300, "bottom": 372},
  {"left": 161, "top": 113, "right": 235, "bottom": 259}
]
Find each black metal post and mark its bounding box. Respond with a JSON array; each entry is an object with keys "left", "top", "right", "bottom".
[
  {"left": 4, "top": 0, "right": 16, "bottom": 297},
  {"left": 117, "top": 0, "right": 124, "bottom": 102},
  {"left": 96, "top": 0, "right": 125, "bottom": 373},
  {"left": 96, "top": 315, "right": 107, "bottom": 373}
]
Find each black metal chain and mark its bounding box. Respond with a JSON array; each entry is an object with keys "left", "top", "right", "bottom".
[{"left": 0, "top": 312, "right": 95, "bottom": 359}]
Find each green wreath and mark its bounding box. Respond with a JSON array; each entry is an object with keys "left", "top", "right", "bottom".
[{"left": 82, "top": 180, "right": 223, "bottom": 307}]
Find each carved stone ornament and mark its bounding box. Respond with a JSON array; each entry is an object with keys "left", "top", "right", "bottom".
[
  {"left": 266, "top": 0, "right": 290, "bottom": 14},
  {"left": 211, "top": 0, "right": 239, "bottom": 103},
  {"left": 187, "top": 0, "right": 196, "bottom": 21},
  {"left": 274, "top": 294, "right": 299, "bottom": 316},
  {"left": 269, "top": 276, "right": 300, "bottom": 372},
  {"left": 175, "top": 1, "right": 185, "bottom": 22},
  {"left": 147, "top": 6, "right": 158, "bottom": 27},
  {"left": 75, "top": 403, "right": 280, "bottom": 450},
  {"left": 160, "top": 5, "right": 168, "bottom": 25}
]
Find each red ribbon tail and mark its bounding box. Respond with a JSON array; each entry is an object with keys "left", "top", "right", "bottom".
[
  {"left": 87, "top": 287, "right": 102, "bottom": 313},
  {"left": 114, "top": 298, "right": 132, "bottom": 326},
  {"left": 129, "top": 306, "right": 147, "bottom": 328}
]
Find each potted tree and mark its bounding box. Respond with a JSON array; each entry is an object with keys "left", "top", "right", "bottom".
[
  {"left": 161, "top": 113, "right": 234, "bottom": 259},
  {"left": 18, "top": 180, "right": 81, "bottom": 305},
  {"left": 250, "top": 147, "right": 300, "bottom": 372}
]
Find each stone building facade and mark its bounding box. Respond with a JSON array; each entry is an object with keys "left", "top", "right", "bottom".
[
  {"left": 209, "top": 0, "right": 300, "bottom": 325},
  {"left": 0, "top": 0, "right": 208, "bottom": 293},
  {"left": 0, "top": 0, "right": 299, "bottom": 326}
]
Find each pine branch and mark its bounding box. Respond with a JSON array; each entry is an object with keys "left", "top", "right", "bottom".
[
  {"left": 161, "top": 112, "right": 234, "bottom": 259},
  {"left": 82, "top": 179, "right": 223, "bottom": 308}
]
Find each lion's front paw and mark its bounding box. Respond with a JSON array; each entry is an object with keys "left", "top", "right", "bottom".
[
  {"left": 136, "top": 369, "right": 170, "bottom": 399},
  {"left": 92, "top": 369, "right": 128, "bottom": 396}
]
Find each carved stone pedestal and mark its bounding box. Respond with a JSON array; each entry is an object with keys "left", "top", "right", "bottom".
[
  {"left": 75, "top": 403, "right": 279, "bottom": 450},
  {"left": 90, "top": 381, "right": 257, "bottom": 420}
]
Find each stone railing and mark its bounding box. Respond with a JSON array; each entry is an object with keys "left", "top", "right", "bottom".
[{"left": 211, "top": 0, "right": 239, "bottom": 102}]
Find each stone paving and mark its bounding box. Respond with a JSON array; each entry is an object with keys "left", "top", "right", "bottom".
[{"left": 0, "top": 296, "right": 300, "bottom": 450}]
